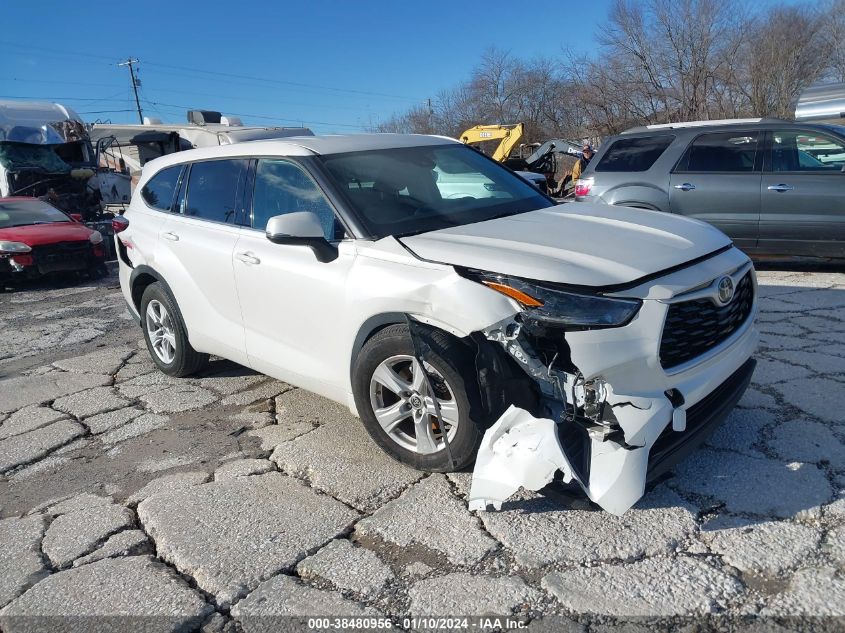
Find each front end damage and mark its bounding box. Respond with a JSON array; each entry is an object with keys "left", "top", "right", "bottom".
[{"left": 465, "top": 253, "right": 759, "bottom": 515}]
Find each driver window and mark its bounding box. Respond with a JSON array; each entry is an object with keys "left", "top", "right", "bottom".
[
  {"left": 252, "top": 159, "right": 340, "bottom": 239},
  {"left": 771, "top": 131, "right": 845, "bottom": 172}
]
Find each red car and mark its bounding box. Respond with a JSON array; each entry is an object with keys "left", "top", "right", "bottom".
[{"left": 0, "top": 197, "right": 107, "bottom": 285}]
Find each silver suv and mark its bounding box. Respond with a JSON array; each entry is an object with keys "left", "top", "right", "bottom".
[{"left": 575, "top": 119, "right": 845, "bottom": 260}]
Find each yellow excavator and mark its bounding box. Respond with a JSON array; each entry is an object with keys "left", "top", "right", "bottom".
[{"left": 459, "top": 123, "right": 524, "bottom": 162}]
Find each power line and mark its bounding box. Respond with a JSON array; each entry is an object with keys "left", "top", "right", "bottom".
[
  {"left": 78, "top": 109, "right": 137, "bottom": 115},
  {"left": 143, "top": 60, "right": 424, "bottom": 102},
  {"left": 141, "top": 99, "right": 368, "bottom": 129},
  {"left": 0, "top": 77, "right": 124, "bottom": 89},
  {"left": 0, "top": 39, "right": 424, "bottom": 103},
  {"left": 0, "top": 93, "right": 137, "bottom": 103},
  {"left": 0, "top": 40, "right": 116, "bottom": 63},
  {"left": 133, "top": 81, "right": 385, "bottom": 113}
]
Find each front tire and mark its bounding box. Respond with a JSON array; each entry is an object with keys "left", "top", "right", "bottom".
[
  {"left": 140, "top": 283, "right": 208, "bottom": 377},
  {"left": 353, "top": 323, "right": 484, "bottom": 472}
]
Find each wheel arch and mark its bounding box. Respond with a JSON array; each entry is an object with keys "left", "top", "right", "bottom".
[
  {"left": 613, "top": 201, "right": 661, "bottom": 211},
  {"left": 349, "top": 313, "right": 412, "bottom": 385},
  {"left": 349, "top": 313, "right": 478, "bottom": 385},
  {"left": 129, "top": 266, "right": 192, "bottom": 341}
]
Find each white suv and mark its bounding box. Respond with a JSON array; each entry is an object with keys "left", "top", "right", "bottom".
[{"left": 116, "top": 134, "right": 758, "bottom": 515}]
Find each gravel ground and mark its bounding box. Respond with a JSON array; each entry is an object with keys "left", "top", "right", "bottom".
[{"left": 0, "top": 267, "right": 843, "bottom": 631}]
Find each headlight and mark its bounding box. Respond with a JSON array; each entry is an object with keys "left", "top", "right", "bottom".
[
  {"left": 88, "top": 231, "right": 103, "bottom": 245},
  {"left": 461, "top": 269, "right": 642, "bottom": 329},
  {"left": 0, "top": 241, "right": 32, "bottom": 254}
]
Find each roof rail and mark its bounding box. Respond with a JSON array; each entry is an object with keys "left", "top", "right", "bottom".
[{"left": 621, "top": 118, "right": 791, "bottom": 134}]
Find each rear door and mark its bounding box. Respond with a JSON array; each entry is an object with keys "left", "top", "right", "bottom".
[
  {"left": 759, "top": 128, "right": 845, "bottom": 257},
  {"left": 156, "top": 158, "right": 250, "bottom": 365},
  {"left": 669, "top": 130, "right": 762, "bottom": 250}
]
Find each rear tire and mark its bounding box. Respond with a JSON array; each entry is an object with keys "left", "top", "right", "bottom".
[
  {"left": 140, "top": 282, "right": 208, "bottom": 377},
  {"left": 353, "top": 323, "right": 485, "bottom": 472}
]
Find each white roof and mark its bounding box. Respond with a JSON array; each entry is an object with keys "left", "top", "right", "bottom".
[
  {"left": 250, "top": 133, "right": 459, "bottom": 154},
  {"left": 140, "top": 133, "right": 460, "bottom": 178}
]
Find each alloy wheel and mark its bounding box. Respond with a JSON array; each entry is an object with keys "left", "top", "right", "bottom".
[
  {"left": 145, "top": 299, "right": 177, "bottom": 364},
  {"left": 368, "top": 354, "right": 459, "bottom": 454}
]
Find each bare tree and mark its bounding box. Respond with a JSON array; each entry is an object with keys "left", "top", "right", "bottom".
[
  {"left": 374, "top": 0, "right": 844, "bottom": 140},
  {"left": 742, "top": 4, "right": 832, "bottom": 117}
]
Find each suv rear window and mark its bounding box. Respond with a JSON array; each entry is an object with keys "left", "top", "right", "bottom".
[
  {"left": 141, "top": 165, "right": 183, "bottom": 211},
  {"left": 595, "top": 136, "right": 674, "bottom": 172}
]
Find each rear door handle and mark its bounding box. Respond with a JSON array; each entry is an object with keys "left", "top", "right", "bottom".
[
  {"left": 235, "top": 252, "right": 261, "bottom": 265},
  {"left": 673, "top": 183, "right": 696, "bottom": 191},
  {"left": 162, "top": 231, "right": 179, "bottom": 241},
  {"left": 767, "top": 184, "right": 794, "bottom": 192}
]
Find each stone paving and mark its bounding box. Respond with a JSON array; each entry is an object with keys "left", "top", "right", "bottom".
[{"left": 0, "top": 268, "right": 843, "bottom": 629}]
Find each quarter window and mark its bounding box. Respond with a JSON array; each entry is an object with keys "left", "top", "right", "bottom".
[
  {"left": 183, "top": 159, "right": 249, "bottom": 224},
  {"left": 140, "top": 165, "right": 182, "bottom": 211},
  {"left": 252, "top": 159, "right": 339, "bottom": 239},
  {"left": 595, "top": 136, "right": 674, "bottom": 172},
  {"left": 680, "top": 132, "right": 759, "bottom": 173},
  {"left": 771, "top": 130, "right": 845, "bottom": 172}
]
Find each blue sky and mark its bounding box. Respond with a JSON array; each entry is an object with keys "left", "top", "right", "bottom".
[{"left": 0, "top": 0, "right": 810, "bottom": 134}]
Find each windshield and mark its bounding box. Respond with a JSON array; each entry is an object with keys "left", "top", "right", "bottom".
[
  {"left": 0, "top": 200, "right": 70, "bottom": 228},
  {"left": 318, "top": 144, "right": 553, "bottom": 238}
]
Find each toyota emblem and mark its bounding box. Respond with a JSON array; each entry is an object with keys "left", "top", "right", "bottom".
[{"left": 717, "top": 276, "right": 735, "bottom": 305}]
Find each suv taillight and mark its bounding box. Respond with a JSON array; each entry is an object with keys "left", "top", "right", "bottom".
[
  {"left": 574, "top": 177, "right": 594, "bottom": 197},
  {"left": 112, "top": 215, "right": 129, "bottom": 233}
]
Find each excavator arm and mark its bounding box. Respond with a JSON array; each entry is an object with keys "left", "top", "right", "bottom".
[{"left": 459, "top": 123, "right": 524, "bottom": 162}]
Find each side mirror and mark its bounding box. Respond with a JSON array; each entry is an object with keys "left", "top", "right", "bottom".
[
  {"left": 265, "top": 212, "right": 337, "bottom": 263},
  {"left": 69, "top": 213, "right": 84, "bottom": 222}
]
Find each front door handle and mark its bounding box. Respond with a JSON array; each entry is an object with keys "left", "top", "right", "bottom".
[
  {"left": 767, "top": 184, "right": 794, "bottom": 192},
  {"left": 162, "top": 231, "right": 179, "bottom": 241},
  {"left": 673, "top": 182, "right": 696, "bottom": 191},
  {"left": 235, "top": 252, "right": 261, "bottom": 265}
]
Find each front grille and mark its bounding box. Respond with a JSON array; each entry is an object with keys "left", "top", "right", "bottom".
[
  {"left": 32, "top": 241, "right": 91, "bottom": 273},
  {"left": 659, "top": 272, "right": 754, "bottom": 370}
]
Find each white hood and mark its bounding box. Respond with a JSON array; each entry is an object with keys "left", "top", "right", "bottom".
[{"left": 399, "top": 202, "right": 732, "bottom": 287}]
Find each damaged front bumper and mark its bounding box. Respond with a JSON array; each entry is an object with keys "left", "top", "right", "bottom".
[
  {"left": 469, "top": 252, "right": 759, "bottom": 515},
  {"left": 470, "top": 358, "right": 755, "bottom": 514}
]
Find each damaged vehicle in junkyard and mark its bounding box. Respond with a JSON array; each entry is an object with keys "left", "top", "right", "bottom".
[
  {"left": 0, "top": 100, "right": 130, "bottom": 220},
  {"left": 117, "top": 134, "right": 758, "bottom": 515}
]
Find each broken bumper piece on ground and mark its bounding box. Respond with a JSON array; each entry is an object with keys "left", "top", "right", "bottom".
[
  {"left": 469, "top": 358, "right": 757, "bottom": 516},
  {"left": 468, "top": 406, "right": 574, "bottom": 512},
  {"left": 468, "top": 404, "right": 656, "bottom": 516}
]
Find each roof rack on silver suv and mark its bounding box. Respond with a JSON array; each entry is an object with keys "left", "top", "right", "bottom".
[{"left": 621, "top": 118, "right": 790, "bottom": 134}]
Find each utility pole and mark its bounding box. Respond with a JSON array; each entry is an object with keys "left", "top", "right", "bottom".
[{"left": 118, "top": 58, "right": 143, "bottom": 124}]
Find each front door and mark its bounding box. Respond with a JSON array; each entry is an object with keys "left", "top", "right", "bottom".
[
  {"left": 759, "top": 128, "right": 845, "bottom": 258},
  {"left": 233, "top": 158, "right": 355, "bottom": 397},
  {"left": 669, "top": 130, "right": 762, "bottom": 250}
]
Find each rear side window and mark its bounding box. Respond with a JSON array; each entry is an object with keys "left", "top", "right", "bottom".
[
  {"left": 595, "top": 136, "right": 674, "bottom": 172},
  {"left": 183, "top": 159, "right": 249, "bottom": 224},
  {"left": 679, "top": 132, "right": 759, "bottom": 173},
  {"left": 141, "top": 165, "right": 182, "bottom": 211}
]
